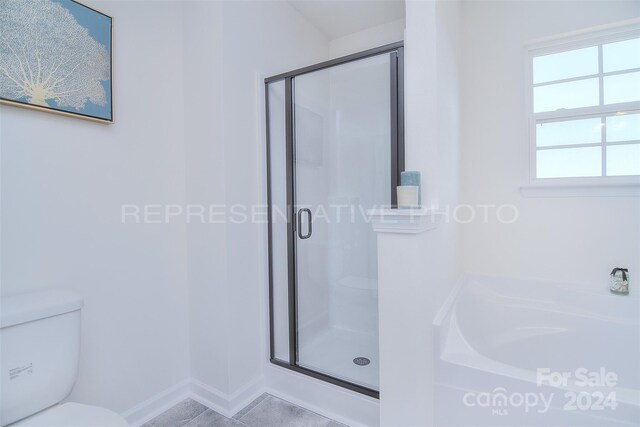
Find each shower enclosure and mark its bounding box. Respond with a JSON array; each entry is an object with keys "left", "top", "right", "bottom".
[{"left": 265, "top": 43, "right": 404, "bottom": 397}]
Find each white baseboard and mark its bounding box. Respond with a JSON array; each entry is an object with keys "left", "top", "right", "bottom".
[
  {"left": 121, "top": 379, "right": 191, "bottom": 427},
  {"left": 121, "top": 377, "right": 264, "bottom": 426},
  {"left": 121, "top": 370, "right": 377, "bottom": 427},
  {"left": 190, "top": 376, "right": 264, "bottom": 418}
]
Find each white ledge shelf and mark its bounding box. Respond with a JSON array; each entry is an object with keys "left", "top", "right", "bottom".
[{"left": 367, "top": 208, "right": 444, "bottom": 234}]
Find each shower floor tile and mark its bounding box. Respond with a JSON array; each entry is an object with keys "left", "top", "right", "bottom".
[
  {"left": 143, "top": 394, "right": 347, "bottom": 427},
  {"left": 298, "top": 326, "right": 379, "bottom": 390}
]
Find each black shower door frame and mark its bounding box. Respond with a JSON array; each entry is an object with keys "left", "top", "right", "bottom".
[{"left": 264, "top": 42, "right": 405, "bottom": 399}]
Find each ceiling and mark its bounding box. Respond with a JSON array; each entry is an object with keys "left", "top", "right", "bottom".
[{"left": 288, "top": 0, "right": 406, "bottom": 40}]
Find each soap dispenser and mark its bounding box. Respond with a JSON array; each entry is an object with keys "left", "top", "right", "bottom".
[{"left": 610, "top": 268, "right": 629, "bottom": 295}]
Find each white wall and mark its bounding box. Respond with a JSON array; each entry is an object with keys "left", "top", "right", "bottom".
[
  {"left": 182, "top": 0, "right": 230, "bottom": 396},
  {"left": 330, "top": 18, "right": 405, "bottom": 59},
  {"left": 222, "top": 0, "right": 330, "bottom": 395},
  {"left": 182, "top": 0, "right": 330, "bottom": 399},
  {"left": 433, "top": 0, "right": 463, "bottom": 307},
  {"left": 0, "top": 0, "right": 191, "bottom": 414},
  {"left": 379, "top": 0, "right": 462, "bottom": 425},
  {"left": 460, "top": 0, "right": 640, "bottom": 287},
  {"left": 405, "top": 0, "right": 463, "bottom": 314}
]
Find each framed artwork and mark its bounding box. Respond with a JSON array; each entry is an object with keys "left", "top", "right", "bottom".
[{"left": 0, "top": 0, "right": 113, "bottom": 123}]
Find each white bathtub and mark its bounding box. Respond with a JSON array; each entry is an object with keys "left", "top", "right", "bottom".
[{"left": 434, "top": 275, "right": 640, "bottom": 426}]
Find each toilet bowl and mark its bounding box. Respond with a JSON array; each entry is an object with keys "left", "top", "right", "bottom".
[
  {"left": 0, "top": 291, "right": 129, "bottom": 427},
  {"left": 14, "top": 403, "right": 128, "bottom": 427}
]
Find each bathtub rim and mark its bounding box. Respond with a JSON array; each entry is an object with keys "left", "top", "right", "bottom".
[
  {"left": 434, "top": 273, "right": 639, "bottom": 330},
  {"left": 433, "top": 274, "right": 640, "bottom": 407}
]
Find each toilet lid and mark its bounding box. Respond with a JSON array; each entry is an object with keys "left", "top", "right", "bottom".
[{"left": 15, "top": 402, "right": 129, "bottom": 427}]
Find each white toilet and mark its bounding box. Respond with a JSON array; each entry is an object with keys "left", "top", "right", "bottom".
[{"left": 1, "top": 290, "right": 129, "bottom": 427}]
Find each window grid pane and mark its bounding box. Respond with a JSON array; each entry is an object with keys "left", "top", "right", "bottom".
[
  {"left": 603, "top": 72, "right": 640, "bottom": 105},
  {"left": 606, "top": 144, "right": 640, "bottom": 176},
  {"left": 535, "top": 110, "right": 640, "bottom": 178},
  {"left": 606, "top": 113, "right": 640, "bottom": 142},
  {"left": 533, "top": 46, "right": 598, "bottom": 84},
  {"left": 532, "top": 37, "right": 640, "bottom": 112},
  {"left": 533, "top": 78, "right": 599, "bottom": 113},
  {"left": 536, "top": 117, "right": 602, "bottom": 147},
  {"left": 532, "top": 36, "right": 640, "bottom": 179},
  {"left": 603, "top": 37, "right": 640, "bottom": 73},
  {"left": 536, "top": 146, "right": 602, "bottom": 178}
]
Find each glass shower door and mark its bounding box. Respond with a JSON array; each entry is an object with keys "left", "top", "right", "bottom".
[{"left": 293, "top": 53, "right": 394, "bottom": 391}]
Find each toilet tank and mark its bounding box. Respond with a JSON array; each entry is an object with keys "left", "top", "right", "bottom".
[{"left": 0, "top": 290, "right": 83, "bottom": 426}]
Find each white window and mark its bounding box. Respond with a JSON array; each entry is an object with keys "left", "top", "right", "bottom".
[{"left": 528, "top": 23, "right": 640, "bottom": 183}]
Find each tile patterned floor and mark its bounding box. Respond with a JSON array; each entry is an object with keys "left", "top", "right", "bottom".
[{"left": 143, "top": 394, "right": 348, "bottom": 427}]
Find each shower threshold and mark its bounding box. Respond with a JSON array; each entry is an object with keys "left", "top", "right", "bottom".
[{"left": 298, "top": 327, "right": 379, "bottom": 391}]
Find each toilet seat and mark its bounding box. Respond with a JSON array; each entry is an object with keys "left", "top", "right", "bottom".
[{"left": 14, "top": 402, "right": 129, "bottom": 427}]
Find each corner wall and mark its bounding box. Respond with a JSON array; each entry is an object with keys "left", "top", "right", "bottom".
[
  {"left": 404, "top": 0, "right": 463, "bottom": 347},
  {"left": 182, "top": 0, "right": 331, "bottom": 401},
  {"left": 182, "top": 0, "right": 230, "bottom": 396},
  {"left": 329, "top": 18, "right": 405, "bottom": 59},
  {"left": 381, "top": 0, "right": 462, "bottom": 425}
]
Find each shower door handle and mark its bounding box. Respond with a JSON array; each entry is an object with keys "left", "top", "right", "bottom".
[{"left": 297, "top": 208, "right": 312, "bottom": 239}]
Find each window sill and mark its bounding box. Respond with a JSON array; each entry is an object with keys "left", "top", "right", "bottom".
[{"left": 520, "top": 181, "right": 640, "bottom": 197}]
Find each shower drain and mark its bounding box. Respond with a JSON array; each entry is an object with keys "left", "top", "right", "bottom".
[{"left": 353, "top": 357, "right": 370, "bottom": 366}]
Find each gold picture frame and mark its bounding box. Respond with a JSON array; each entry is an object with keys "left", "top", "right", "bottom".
[{"left": 0, "top": 0, "right": 114, "bottom": 124}]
